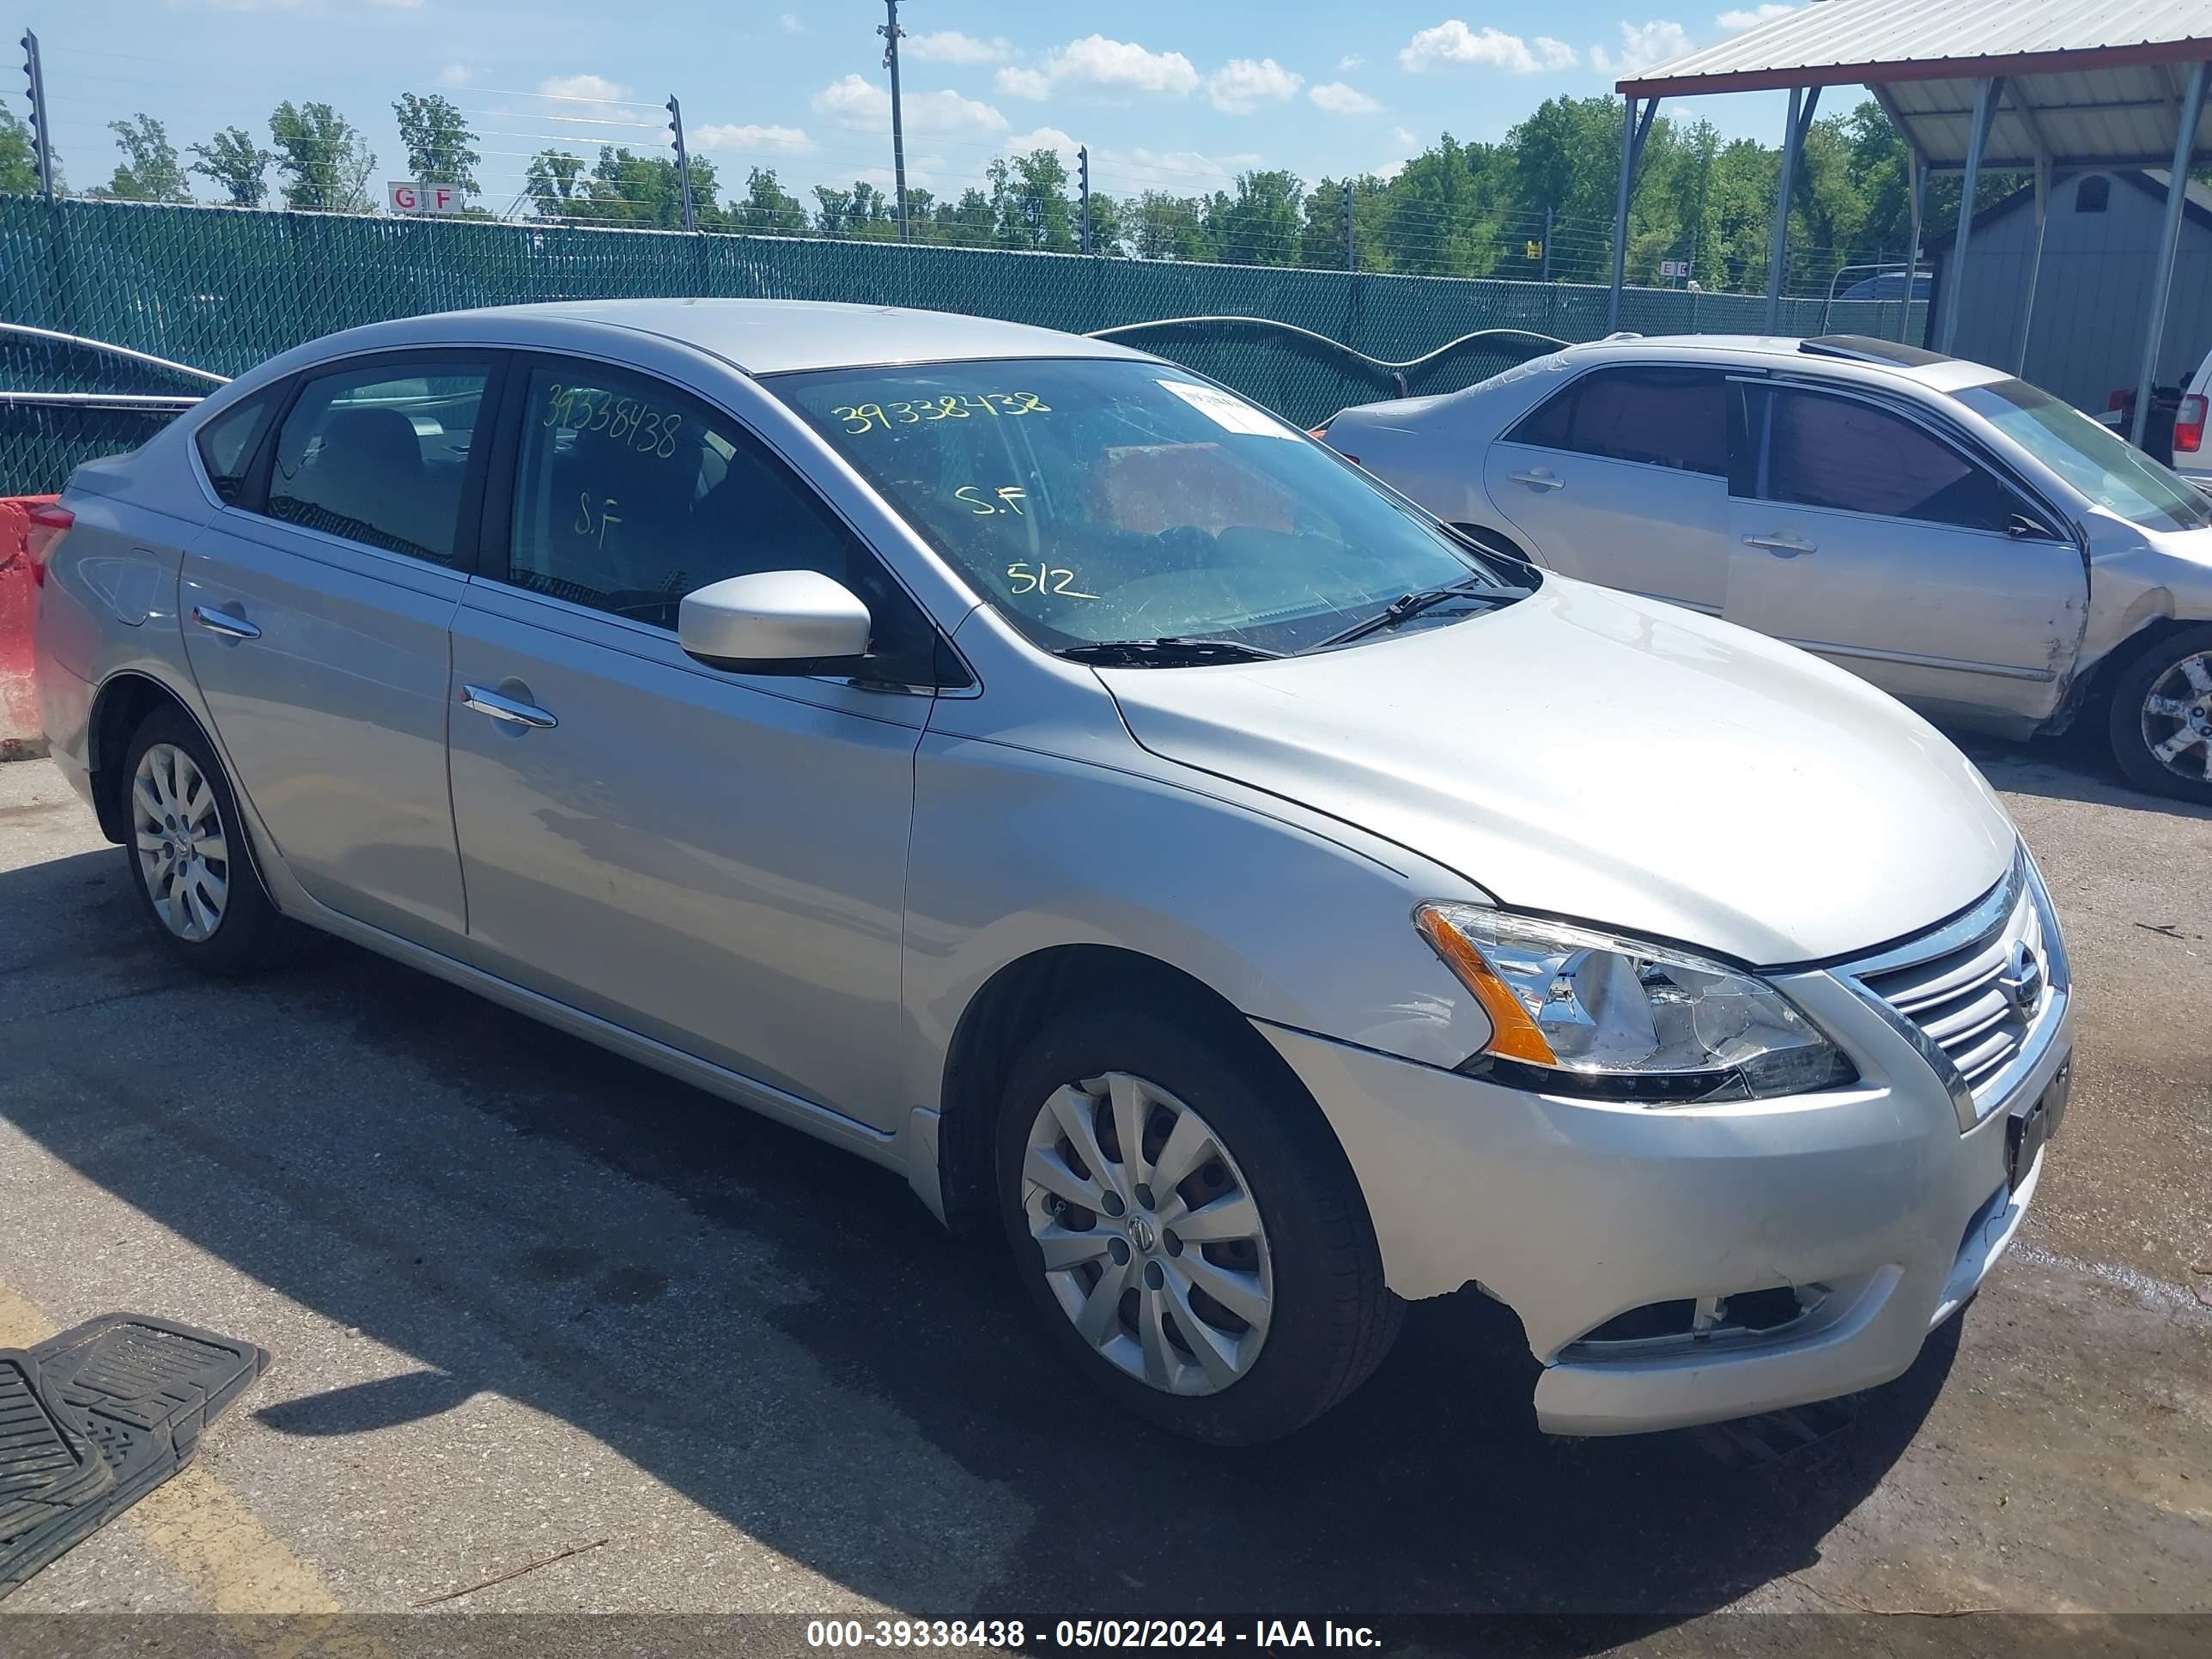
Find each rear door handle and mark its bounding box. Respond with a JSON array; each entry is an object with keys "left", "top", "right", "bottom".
[
  {"left": 1508, "top": 470, "right": 1565, "bottom": 492},
  {"left": 190, "top": 605, "right": 261, "bottom": 641},
  {"left": 1742, "top": 533, "right": 1817, "bottom": 556},
  {"left": 461, "top": 684, "right": 558, "bottom": 729}
]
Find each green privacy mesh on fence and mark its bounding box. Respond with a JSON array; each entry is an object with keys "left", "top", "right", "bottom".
[{"left": 0, "top": 196, "right": 1928, "bottom": 494}]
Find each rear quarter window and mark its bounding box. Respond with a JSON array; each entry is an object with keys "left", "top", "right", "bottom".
[{"left": 194, "top": 389, "right": 281, "bottom": 505}]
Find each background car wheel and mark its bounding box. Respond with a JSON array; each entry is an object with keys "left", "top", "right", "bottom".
[
  {"left": 120, "top": 707, "right": 298, "bottom": 975},
  {"left": 2106, "top": 624, "right": 2212, "bottom": 803},
  {"left": 996, "top": 1002, "right": 1400, "bottom": 1445}
]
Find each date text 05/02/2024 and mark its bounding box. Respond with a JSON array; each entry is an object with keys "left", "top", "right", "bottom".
[{"left": 804, "top": 1620, "right": 1382, "bottom": 1650}]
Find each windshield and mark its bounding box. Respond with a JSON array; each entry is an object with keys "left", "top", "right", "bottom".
[
  {"left": 1951, "top": 377, "right": 2212, "bottom": 533},
  {"left": 771, "top": 357, "right": 1519, "bottom": 655}
]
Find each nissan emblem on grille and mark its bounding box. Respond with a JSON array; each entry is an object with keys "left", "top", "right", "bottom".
[{"left": 1999, "top": 939, "right": 2045, "bottom": 1018}]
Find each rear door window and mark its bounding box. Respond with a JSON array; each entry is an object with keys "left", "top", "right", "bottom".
[
  {"left": 1505, "top": 367, "right": 1729, "bottom": 476},
  {"left": 1761, "top": 389, "right": 2014, "bottom": 532},
  {"left": 264, "top": 360, "right": 494, "bottom": 564}
]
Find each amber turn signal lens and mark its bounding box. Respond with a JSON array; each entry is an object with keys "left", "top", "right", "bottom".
[{"left": 1414, "top": 904, "right": 1560, "bottom": 1066}]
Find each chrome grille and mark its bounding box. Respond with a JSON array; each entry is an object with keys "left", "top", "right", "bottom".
[
  {"left": 1838, "top": 853, "right": 2066, "bottom": 1128},
  {"left": 1860, "top": 890, "right": 2044, "bottom": 1097}
]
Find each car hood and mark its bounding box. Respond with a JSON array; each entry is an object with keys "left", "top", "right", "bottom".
[{"left": 1098, "top": 580, "right": 2017, "bottom": 966}]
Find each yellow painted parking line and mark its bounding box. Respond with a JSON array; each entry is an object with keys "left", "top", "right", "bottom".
[
  {"left": 0, "top": 1283, "right": 50, "bottom": 1348},
  {"left": 0, "top": 1278, "right": 350, "bottom": 1620}
]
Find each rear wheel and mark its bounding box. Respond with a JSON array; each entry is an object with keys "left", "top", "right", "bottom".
[
  {"left": 120, "top": 707, "right": 296, "bottom": 974},
  {"left": 996, "top": 1003, "right": 1400, "bottom": 1444},
  {"left": 2106, "top": 624, "right": 2212, "bottom": 803}
]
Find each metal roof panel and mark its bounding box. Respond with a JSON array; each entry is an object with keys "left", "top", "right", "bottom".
[{"left": 1621, "top": 0, "right": 2212, "bottom": 106}]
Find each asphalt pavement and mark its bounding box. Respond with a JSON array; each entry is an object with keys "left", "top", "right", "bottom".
[{"left": 0, "top": 729, "right": 2207, "bottom": 1650}]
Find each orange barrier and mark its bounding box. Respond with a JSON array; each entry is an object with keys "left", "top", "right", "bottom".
[{"left": 0, "top": 495, "right": 57, "bottom": 759}]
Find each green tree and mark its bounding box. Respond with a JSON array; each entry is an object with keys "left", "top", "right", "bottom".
[
  {"left": 1127, "top": 191, "right": 1215, "bottom": 261},
  {"left": 1206, "top": 168, "right": 1304, "bottom": 266},
  {"left": 269, "top": 101, "right": 375, "bottom": 212},
  {"left": 989, "top": 149, "right": 1079, "bottom": 251},
  {"left": 732, "top": 166, "right": 807, "bottom": 233},
  {"left": 189, "top": 125, "right": 270, "bottom": 207},
  {"left": 393, "top": 92, "right": 480, "bottom": 200},
  {"left": 934, "top": 186, "right": 995, "bottom": 248},
  {"left": 1384, "top": 136, "right": 1506, "bottom": 276},
  {"left": 96, "top": 113, "right": 190, "bottom": 202},
  {"left": 1, "top": 105, "right": 46, "bottom": 195},
  {"left": 524, "top": 149, "right": 586, "bottom": 221}
]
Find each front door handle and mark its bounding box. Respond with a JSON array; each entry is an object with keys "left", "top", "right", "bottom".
[
  {"left": 190, "top": 604, "right": 261, "bottom": 641},
  {"left": 1508, "top": 470, "right": 1565, "bottom": 492},
  {"left": 1742, "top": 533, "right": 1817, "bottom": 556},
  {"left": 461, "top": 684, "right": 558, "bottom": 729}
]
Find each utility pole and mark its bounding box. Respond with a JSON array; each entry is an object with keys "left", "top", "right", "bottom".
[
  {"left": 1078, "top": 145, "right": 1091, "bottom": 253},
  {"left": 879, "top": 0, "right": 909, "bottom": 242},
  {"left": 665, "top": 96, "right": 697, "bottom": 231},
  {"left": 1541, "top": 204, "right": 1553, "bottom": 282},
  {"left": 19, "top": 30, "right": 54, "bottom": 202},
  {"left": 1342, "top": 179, "right": 1355, "bottom": 271}
]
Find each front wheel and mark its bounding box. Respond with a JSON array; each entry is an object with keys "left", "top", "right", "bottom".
[
  {"left": 996, "top": 1004, "right": 1399, "bottom": 1445},
  {"left": 2106, "top": 624, "right": 2212, "bottom": 803}
]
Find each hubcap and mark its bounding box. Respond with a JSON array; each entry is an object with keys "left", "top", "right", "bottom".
[
  {"left": 131, "top": 744, "right": 229, "bottom": 942},
  {"left": 2142, "top": 651, "right": 2212, "bottom": 783},
  {"left": 1022, "top": 1071, "right": 1273, "bottom": 1396}
]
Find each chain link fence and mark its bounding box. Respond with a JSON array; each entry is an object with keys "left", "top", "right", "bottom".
[{"left": 0, "top": 196, "right": 1927, "bottom": 492}]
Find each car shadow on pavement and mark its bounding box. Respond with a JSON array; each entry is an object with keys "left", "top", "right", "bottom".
[{"left": 0, "top": 845, "right": 1959, "bottom": 1646}]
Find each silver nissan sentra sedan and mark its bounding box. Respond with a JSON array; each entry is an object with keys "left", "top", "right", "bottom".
[{"left": 31, "top": 300, "right": 2073, "bottom": 1444}]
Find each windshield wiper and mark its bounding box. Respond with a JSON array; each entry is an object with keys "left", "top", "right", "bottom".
[
  {"left": 1055, "top": 636, "right": 1285, "bottom": 667},
  {"left": 1310, "top": 579, "right": 1524, "bottom": 652}
]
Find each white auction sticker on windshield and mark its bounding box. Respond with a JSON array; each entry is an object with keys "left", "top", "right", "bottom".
[{"left": 1156, "top": 379, "right": 1297, "bottom": 438}]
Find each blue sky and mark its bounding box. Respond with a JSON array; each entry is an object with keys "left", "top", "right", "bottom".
[{"left": 24, "top": 3, "right": 1802, "bottom": 212}]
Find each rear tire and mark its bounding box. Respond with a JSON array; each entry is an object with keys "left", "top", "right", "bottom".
[
  {"left": 119, "top": 706, "right": 299, "bottom": 975},
  {"left": 996, "top": 1002, "right": 1400, "bottom": 1445},
  {"left": 2106, "top": 624, "right": 2212, "bottom": 803}
]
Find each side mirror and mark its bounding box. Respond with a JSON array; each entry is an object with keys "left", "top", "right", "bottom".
[{"left": 678, "top": 570, "right": 872, "bottom": 673}]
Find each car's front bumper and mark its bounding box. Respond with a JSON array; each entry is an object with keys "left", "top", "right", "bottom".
[{"left": 1257, "top": 889, "right": 2073, "bottom": 1437}]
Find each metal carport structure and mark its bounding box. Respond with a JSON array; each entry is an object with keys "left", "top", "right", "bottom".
[{"left": 1607, "top": 0, "right": 2212, "bottom": 442}]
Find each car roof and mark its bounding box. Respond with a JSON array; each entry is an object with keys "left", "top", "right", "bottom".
[
  {"left": 1560, "top": 333, "right": 2006, "bottom": 392},
  {"left": 369, "top": 298, "right": 1151, "bottom": 376}
]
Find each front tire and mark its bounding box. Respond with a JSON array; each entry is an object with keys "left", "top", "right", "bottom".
[
  {"left": 996, "top": 1003, "right": 1400, "bottom": 1445},
  {"left": 119, "top": 707, "right": 296, "bottom": 975},
  {"left": 2106, "top": 624, "right": 2212, "bottom": 803}
]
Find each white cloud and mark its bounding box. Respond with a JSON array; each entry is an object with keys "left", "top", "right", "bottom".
[
  {"left": 1002, "top": 125, "right": 1083, "bottom": 163},
  {"left": 1590, "top": 21, "right": 1694, "bottom": 76},
  {"left": 1207, "top": 57, "right": 1304, "bottom": 114},
  {"left": 1338, "top": 54, "right": 1364, "bottom": 70},
  {"left": 1390, "top": 125, "right": 1419, "bottom": 148},
  {"left": 854, "top": 160, "right": 945, "bottom": 191},
  {"left": 1717, "top": 4, "right": 1796, "bottom": 28},
  {"left": 906, "top": 30, "right": 1014, "bottom": 64},
  {"left": 693, "top": 123, "right": 816, "bottom": 155},
  {"left": 1309, "top": 82, "right": 1382, "bottom": 115},
  {"left": 811, "top": 73, "right": 1008, "bottom": 134},
  {"left": 996, "top": 35, "right": 1200, "bottom": 100},
  {"left": 538, "top": 72, "right": 631, "bottom": 106},
  {"left": 436, "top": 63, "right": 472, "bottom": 87},
  {"left": 779, "top": 11, "right": 804, "bottom": 32},
  {"left": 1398, "top": 21, "right": 1577, "bottom": 73},
  {"left": 1108, "top": 145, "right": 1263, "bottom": 185}
]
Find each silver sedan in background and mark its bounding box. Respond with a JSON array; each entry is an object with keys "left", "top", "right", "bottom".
[
  {"left": 1322, "top": 333, "right": 2212, "bottom": 802},
  {"left": 33, "top": 301, "right": 2069, "bottom": 1443}
]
